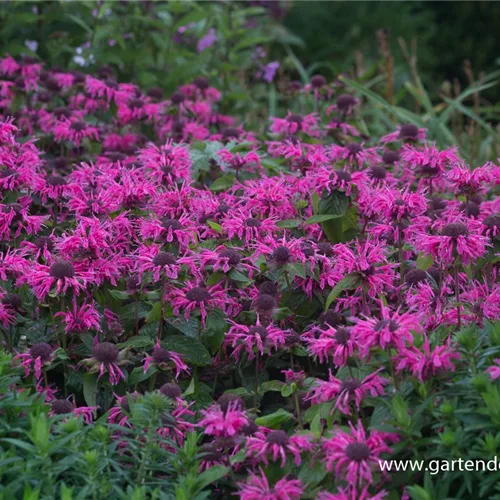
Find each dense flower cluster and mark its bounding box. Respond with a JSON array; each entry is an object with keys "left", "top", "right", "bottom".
[{"left": 0, "top": 55, "right": 499, "bottom": 499}]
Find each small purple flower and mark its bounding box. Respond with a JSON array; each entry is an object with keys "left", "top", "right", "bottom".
[
  {"left": 197, "top": 29, "right": 217, "bottom": 53},
  {"left": 262, "top": 61, "right": 279, "bottom": 83}
]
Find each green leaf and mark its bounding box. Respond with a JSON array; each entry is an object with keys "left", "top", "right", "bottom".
[
  {"left": 276, "top": 219, "right": 300, "bottom": 229},
  {"left": 260, "top": 380, "right": 284, "bottom": 394},
  {"left": 416, "top": 253, "right": 433, "bottom": 271},
  {"left": 194, "top": 465, "right": 229, "bottom": 491},
  {"left": 83, "top": 373, "right": 98, "bottom": 408},
  {"left": 162, "top": 336, "right": 212, "bottom": 366},
  {"left": 325, "top": 274, "right": 361, "bottom": 311},
  {"left": 207, "top": 221, "right": 223, "bottom": 233},
  {"left": 209, "top": 175, "right": 235, "bottom": 192},
  {"left": 305, "top": 214, "right": 342, "bottom": 225},
  {"left": 255, "top": 409, "right": 293, "bottom": 428},
  {"left": 119, "top": 336, "right": 154, "bottom": 349},
  {"left": 128, "top": 366, "right": 157, "bottom": 385}
]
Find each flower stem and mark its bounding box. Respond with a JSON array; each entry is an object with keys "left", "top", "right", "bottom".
[
  {"left": 254, "top": 351, "right": 260, "bottom": 409},
  {"left": 454, "top": 263, "right": 461, "bottom": 330}
]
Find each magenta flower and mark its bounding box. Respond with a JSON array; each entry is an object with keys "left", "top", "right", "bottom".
[
  {"left": 136, "top": 244, "right": 180, "bottom": 283},
  {"left": 50, "top": 398, "right": 97, "bottom": 424},
  {"left": 81, "top": 341, "right": 129, "bottom": 385},
  {"left": 169, "top": 282, "right": 235, "bottom": 326},
  {"left": 415, "top": 219, "right": 490, "bottom": 266},
  {"left": 143, "top": 339, "right": 190, "bottom": 379},
  {"left": 308, "top": 369, "right": 388, "bottom": 415},
  {"left": 25, "top": 259, "right": 93, "bottom": 300},
  {"left": 270, "top": 112, "right": 320, "bottom": 137},
  {"left": 238, "top": 469, "right": 304, "bottom": 500},
  {"left": 54, "top": 298, "right": 101, "bottom": 334},
  {"left": 199, "top": 401, "right": 248, "bottom": 438},
  {"left": 224, "top": 320, "right": 290, "bottom": 361},
  {"left": 395, "top": 335, "right": 460, "bottom": 381},
  {"left": 380, "top": 124, "right": 426, "bottom": 144},
  {"left": 318, "top": 485, "right": 387, "bottom": 500},
  {"left": 303, "top": 326, "right": 357, "bottom": 367},
  {"left": 15, "top": 343, "right": 57, "bottom": 380},
  {"left": 246, "top": 429, "right": 314, "bottom": 467},
  {"left": 323, "top": 421, "right": 395, "bottom": 486},
  {"left": 221, "top": 209, "right": 278, "bottom": 241},
  {"left": 353, "top": 305, "right": 422, "bottom": 358},
  {"left": 487, "top": 359, "right": 500, "bottom": 380},
  {"left": 53, "top": 117, "right": 99, "bottom": 147}
]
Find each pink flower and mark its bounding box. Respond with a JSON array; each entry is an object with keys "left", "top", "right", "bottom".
[
  {"left": 307, "top": 369, "right": 388, "bottom": 415},
  {"left": 395, "top": 335, "right": 460, "bottom": 381},
  {"left": 24, "top": 260, "right": 93, "bottom": 300},
  {"left": 487, "top": 359, "right": 500, "bottom": 380},
  {"left": 53, "top": 117, "right": 99, "bottom": 147},
  {"left": 323, "top": 421, "right": 395, "bottom": 486},
  {"left": 415, "top": 219, "right": 490, "bottom": 266},
  {"left": 246, "top": 429, "right": 314, "bottom": 467},
  {"left": 50, "top": 398, "right": 97, "bottom": 424},
  {"left": 353, "top": 305, "right": 422, "bottom": 358},
  {"left": 15, "top": 343, "right": 57, "bottom": 380},
  {"left": 270, "top": 112, "right": 320, "bottom": 137},
  {"left": 81, "top": 341, "right": 128, "bottom": 385},
  {"left": 303, "top": 326, "right": 357, "bottom": 367},
  {"left": 199, "top": 402, "right": 248, "bottom": 438},
  {"left": 54, "top": 299, "right": 101, "bottom": 334},
  {"left": 224, "top": 321, "right": 290, "bottom": 361},
  {"left": 237, "top": 468, "right": 304, "bottom": 500},
  {"left": 143, "top": 339, "right": 190, "bottom": 379}
]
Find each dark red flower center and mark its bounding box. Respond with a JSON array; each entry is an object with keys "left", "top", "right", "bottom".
[
  {"left": 153, "top": 252, "right": 177, "bottom": 267},
  {"left": 375, "top": 319, "right": 399, "bottom": 332},
  {"left": 369, "top": 166, "right": 387, "bottom": 180},
  {"left": 152, "top": 346, "right": 171, "bottom": 364},
  {"left": 317, "top": 242, "right": 333, "bottom": 257},
  {"left": 484, "top": 214, "right": 500, "bottom": 229},
  {"left": 92, "top": 342, "right": 119, "bottom": 363},
  {"left": 336, "top": 94, "right": 357, "bottom": 111},
  {"left": 346, "top": 143, "right": 362, "bottom": 155},
  {"left": 382, "top": 150, "right": 400, "bottom": 164},
  {"left": 244, "top": 217, "right": 261, "bottom": 228},
  {"left": 342, "top": 378, "right": 362, "bottom": 391},
  {"left": 249, "top": 326, "right": 268, "bottom": 340},
  {"left": 255, "top": 294, "right": 276, "bottom": 313},
  {"left": 266, "top": 430, "right": 289, "bottom": 446},
  {"left": 272, "top": 246, "right": 291, "bottom": 265},
  {"left": 193, "top": 77, "right": 210, "bottom": 89},
  {"left": 441, "top": 223, "right": 468, "bottom": 238},
  {"left": 405, "top": 269, "right": 428, "bottom": 286},
  {"left": 162, "top": 218, "right": 183, "bottom": 231},
  {"left": 218, "top": 394, "right": 245, "bottom": 411},
  {"left": 35, "top": 236, "right": 54, "bottom": 250},
  {"left": 219, "top": 248, "right": 241, "bottom": 266},
  {"left": 346, "top": 442, "right": 371, "bottom": 461},
  {"left": 310, "top": 75, "right": 326, "bottom": 88},
  {"left": 399, "top": 124, "right": 419, "bottom": 139},
  {"left": 51, "top": 399, "right": 74, "bottom": 414},
  {"left": 259, "top": 281, "right": 279, "bottom": 296},
  {"left": 334, "top": 327, "right": 351, "bottom": 345},
  {"left": 287, "top": 114, "right": 303, "bottom": 124},
  {"left": 335, "top": 170, "right": 352, "bottom": 183},
  {"left": 30, "top": 343, "right": 52, "bottom": 361},
  {"left": 160, "top": 383, "right": 182, "bottom": 399},
  {"left": 320, "top": 310, "right": 343, "bottom": 327},
  {"left": 69, "top": 121, "right": 87, "bottom": 132},
  {"left": 47, "top": 175, "right": 67, "bottom": 187},
  {"left": 49, "top": 260, "right": 75, "bottom": 279},
  {"left": 186, "top": 287, "right": 211, "bottom": 303}
]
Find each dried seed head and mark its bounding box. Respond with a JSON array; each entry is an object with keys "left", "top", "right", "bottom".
[
  {"left": 258, "top": 281, "right": 279, "bottom": 296},
  {"left": 255, "top": 294, "right": 276, "bottom": 314}
]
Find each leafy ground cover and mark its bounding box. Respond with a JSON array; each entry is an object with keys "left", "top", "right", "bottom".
[{"left": 0, "top": 8, "right": 499, "bottom": 500}]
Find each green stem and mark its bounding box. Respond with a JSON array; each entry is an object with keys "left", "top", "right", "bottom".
[
  {"left": 454, "top": 263, "right": 461, "bottom": 331},
  {"left": 254, "top": 351, "right": 260, "bottom": 409}
]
